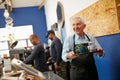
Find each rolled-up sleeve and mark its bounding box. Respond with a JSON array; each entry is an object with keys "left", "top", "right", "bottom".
[
  {"left": 62, "top": 36, "right": 73, "bottom": 62},
  {"left": 89, "top": 35, "right": 102, "bottom": 49}
]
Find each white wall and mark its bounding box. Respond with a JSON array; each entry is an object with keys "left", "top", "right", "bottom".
[
  {"left": 60, "top": 0, "right": 98, "bottom": 36},
  {"left": 44, "top": 0, "right": 98, "bottom": 38},
  {"left": 44, "top": 0, "right": 58, "bottom": 30},
  {"left": 44, "top": 0, "right": 63, "bottom": 44}
]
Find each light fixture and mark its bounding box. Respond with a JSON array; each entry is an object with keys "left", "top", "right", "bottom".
[
  {"left": 4, "top": 9, "right": 9, "bottom": 18},
  {"left": 5, "top": 17, "right": 13, "bottom": 28}
]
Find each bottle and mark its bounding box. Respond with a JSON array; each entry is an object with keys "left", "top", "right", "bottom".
[
  {"left": 88, "top": 42, "right": 96, "bottom": 53},
  {"left": 3, "top": 54, "right": 12, "bottom": 73}
]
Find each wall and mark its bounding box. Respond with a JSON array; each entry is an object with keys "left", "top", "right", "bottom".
[
  {"left": 0, "top": 6, "right": 48, "bottom": 44},
  {"left": 44, "top": 0, "right": 98, "bottom": 36},
  {"left": 96, "top": 34, "right": 120, "bottom": 80},
  {"left": 44, "top": 0, "right": 58, "bottom": 30},
  {"left": 44, "top": 0, "right": 63, "bottom": 45},
  {"left": 60, "top": 0, "right": 98, "bottom": 36}
]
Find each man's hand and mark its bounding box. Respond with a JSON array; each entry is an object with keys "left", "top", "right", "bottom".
[
  {"left": 67, "top": 51, "right": 79, "bottom": 59},
  {"left": 48, "top": 57, "right": 52, "bottom": 62},
  {"left": 95, "top": 48, "right": 104, "bottom": 57}
]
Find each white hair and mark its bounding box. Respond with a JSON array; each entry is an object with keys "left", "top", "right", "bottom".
[{"left": 71, "top": 17, "right": 85, "bottom": 24}]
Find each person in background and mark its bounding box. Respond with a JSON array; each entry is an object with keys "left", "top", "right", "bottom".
[
  {"left": 62, "top": 17, "right": 104, "bottom": 80},
  {"left": 46, "top": 30, "right": 66, "bottom": 79},
  {"left": 24, "top": 34, "right": 49, "bottom": 72}
]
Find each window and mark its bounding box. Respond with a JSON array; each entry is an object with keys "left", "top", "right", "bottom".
[{"left": 0, "top": 25, "right": 33, "bottom": 57}]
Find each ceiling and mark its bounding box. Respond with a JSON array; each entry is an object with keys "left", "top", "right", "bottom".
[{"left": 0, "top": 0, "right": 43, "bottom": 9}]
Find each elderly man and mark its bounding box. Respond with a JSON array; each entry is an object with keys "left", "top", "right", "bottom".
[{"left": 62, "top": 17, "right": 104, "bottom": 80}]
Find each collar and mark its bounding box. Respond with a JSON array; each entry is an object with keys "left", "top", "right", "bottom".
[{"left": 75, "top": 34, "right": 86, "bottom": 39}]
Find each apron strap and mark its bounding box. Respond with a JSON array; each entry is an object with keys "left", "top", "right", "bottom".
[{"left": 73, "top": 34, "right": 91, "bottom": 52}]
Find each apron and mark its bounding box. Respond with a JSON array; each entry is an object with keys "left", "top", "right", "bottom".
[{"left": 70, "top": 34, "right": 98, "bottom": 80}]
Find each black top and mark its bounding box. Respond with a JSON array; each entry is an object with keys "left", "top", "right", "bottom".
[
  {"left": 50, "top": 37, "right": 62, "bottom": 65},
  {"left": 24, "top": 43, "right": 49, "bottom": 72}
]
